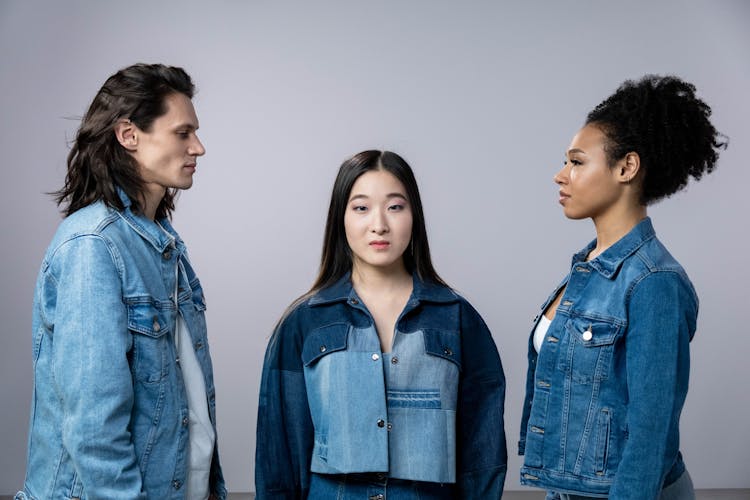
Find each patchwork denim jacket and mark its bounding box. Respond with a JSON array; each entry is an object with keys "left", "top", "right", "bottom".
[
  {"left": 519, "top": 218, "right": 697, "bottom": 499},
  {"left": 256, "top": 275, "right": 507, "bottom": 499},
  {"left": 18, "top": 190, "right": 226, "bottom": 500}
]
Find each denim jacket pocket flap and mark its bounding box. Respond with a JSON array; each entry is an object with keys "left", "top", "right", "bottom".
[
  {"left": 566, "top": 318, "right": 618, "bottom": 347},
  {"left": 127, "top": 302, "right": 170, "bottom": 338},
  {"left": 189, "top": 278, "right": 207, "bottom": 311},
  {"left": 423, "top": 328, "right": 462, "bottom": 371},
  {"left": 302, "top": 323, "right": 349, "bottom": 366}
]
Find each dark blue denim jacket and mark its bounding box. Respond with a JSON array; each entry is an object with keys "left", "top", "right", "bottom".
[
  {"left": 519, "top": 218, "right": 697, "bottom": 499},
  {"left": 256, "top": 275, "right": 507, "bottom": 499}
]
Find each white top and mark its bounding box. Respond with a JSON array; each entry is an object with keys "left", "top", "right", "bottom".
[
  {"left": 177, "top": 314, "right": 216, "bottom": 500},
  {"left": 157, "top": 222, "right": 215, "bottom": 500},
  {"left": 533, "top": 314, "right": 551, "bottom": 353}
]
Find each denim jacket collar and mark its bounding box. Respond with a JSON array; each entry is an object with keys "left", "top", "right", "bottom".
[
  {"left": 116, "top": 187, "right": 186, "bottom": 255},
  {"left": 308, "top": 272, "right": 458, "bottom": 306},
  {"left": 572, "top": 217, "right": 656, "bottom": 279}
]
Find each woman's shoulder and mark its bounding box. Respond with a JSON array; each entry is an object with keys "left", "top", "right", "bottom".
[
  {"left": 413, "top": 277, "right": 460, "bottom": 303},
  {"left": 620, "top": 235, "right": 693, "bottom": 292},
  {"left": 275, "top": 288, "right": 353, "bottom": 335}
]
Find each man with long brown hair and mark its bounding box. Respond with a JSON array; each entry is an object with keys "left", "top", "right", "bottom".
[{"left": 18, "top": 63, "right": 225, "bottom": 500}]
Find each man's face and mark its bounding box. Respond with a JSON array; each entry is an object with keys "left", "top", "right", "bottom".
[{"left": 132, "top": 92, "right": 205, "bottom": 197}]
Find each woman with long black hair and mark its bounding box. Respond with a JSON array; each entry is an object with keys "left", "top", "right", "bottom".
[{"left": 255, "top": 150, "right": 507, "bottom": 499}]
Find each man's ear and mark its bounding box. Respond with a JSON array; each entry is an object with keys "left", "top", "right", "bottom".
[
  {"left": 618, "top": 151, "right": 641, "bottom": 184},
  {"left": 113, "top": 119, "right": 138, "bottom": 151}
]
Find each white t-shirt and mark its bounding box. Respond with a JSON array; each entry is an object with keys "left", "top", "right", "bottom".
[
  {"left": 177, "top": 314, "right": 215, "bottom": 500},
  {"left": 533, "top": 314, "right": 551, "bottom": 353},
  {"left": 157, "top": 222, "right": 215, "bottom": 500}
]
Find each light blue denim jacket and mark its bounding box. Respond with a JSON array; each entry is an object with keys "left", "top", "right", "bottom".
[
  {"left": 256, "top": 275, "right": 507, "bottom": 499},
  {"left": 519, "top": 218, "right": 696, "bottom": 499},
  {"left": 18, "top": 190, "right": 226, "bottom": 500}
]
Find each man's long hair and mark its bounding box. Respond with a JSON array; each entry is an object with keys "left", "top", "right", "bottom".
[{"left": 55, "top": 63, "right": 195, "bottom": 219}]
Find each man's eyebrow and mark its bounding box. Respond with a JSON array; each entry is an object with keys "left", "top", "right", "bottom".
[{"left": 173, "top": 122, "right": 198, "bottom": 130}]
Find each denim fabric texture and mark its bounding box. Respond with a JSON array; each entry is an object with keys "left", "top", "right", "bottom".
[
  {"left": 256, "top": 275, "right": 507, "bottom": 499},
  {"left": 519, "top": 218, "right": 696, "bottom": 499},
  {"left": 308, "top": 473, "right": 456, "bottom": 499},
  {"left": 545, "top": 469, "right": 695, "bottom": 500},
  {"left": 19, "top": 190, "right": 226, "bottom": 500}
]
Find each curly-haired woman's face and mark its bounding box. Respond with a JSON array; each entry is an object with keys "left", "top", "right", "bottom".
[{"left": 555, "top": 125, "right": 627, "bottom": 221}]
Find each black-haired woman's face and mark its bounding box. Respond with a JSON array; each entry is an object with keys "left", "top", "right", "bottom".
[
  {"left": 344, "top": 170, "right": 413, "bottom": 273},
  {"left": 554, "top": 124, "right": 626, "bottom": 221}
]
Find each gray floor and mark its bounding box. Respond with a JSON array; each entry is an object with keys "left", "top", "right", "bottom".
[
  {"left": 3, "top": 491, "right": 748, "bottom": 499},
  {"left": 217, "top": 490, "right": 746, "bottom": 499}
]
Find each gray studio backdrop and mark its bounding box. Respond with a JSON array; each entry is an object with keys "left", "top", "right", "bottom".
[{"left": 1, "top": 0, "right": 748, "bottom": 494}]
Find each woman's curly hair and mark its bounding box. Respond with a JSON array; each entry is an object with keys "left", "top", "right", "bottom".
[{"left": 586, "top": 75, "right": 727, "bottom": 205}]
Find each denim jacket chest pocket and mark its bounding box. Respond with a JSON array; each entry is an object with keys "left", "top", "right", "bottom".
[
  {"left": 189, "top": 279, "right": 206, "bottom": 311},
  {"left": 177, "top": 278, "right": 209, "bottom": 349},
  {"left": 126, "top": 300, "right": 173, "bottom": 384},
  {"left": 397, "top": 328, "right": 461, "bottom": 409},
  {"left": 421, "top": 328, "right": 462, "bottom": 371},
  {"left": 557, "top": 316, "right": 620, "bottom": 383},
  {"left": 301, "top": 323, "right": 349, "bottom": 366}
]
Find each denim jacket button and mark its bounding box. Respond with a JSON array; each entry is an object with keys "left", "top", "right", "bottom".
[
  {"left": 387, "top": 422, "right": 393, "bottom": 430},
  {"left": 172, "top": 480, "right": 182, "bottom": 489},
  {"left": 319, "top": 345, "right": 327, "bottom": 353},
  {"left": 377, "top": 419, "right": 385, "bottom": 428},
  {"left": 443, "top": 347, "right": 453, "bottom": 356},
  {"left": 349, "top": 298, "right": 359, "bottom": 305},
  {"left": 162, "top": 249, "right": 172, "bottom": 260},
  {"left": 182, "top": 416, "right": 189, "bottom": 426},
  {"left": 152, "top": 316, "right": 160, "bottom": 332},
  {"left": 582, "top": 329, "right": 593, "bottom": 341},
  {"left": 371, "top": 353, "right": 380, "bottom": 361},
  {"left": 391, "top": 356, "right": 399, "bottom": 364}
]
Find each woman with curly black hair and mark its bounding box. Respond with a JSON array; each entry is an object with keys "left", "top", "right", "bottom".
[{"left": 519, "top": 75, "right": 726, "bottom": 500}]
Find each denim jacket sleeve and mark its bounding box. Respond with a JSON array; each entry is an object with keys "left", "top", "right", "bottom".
[
  {"left": 609, "top": 271, "right": 696, "bottom": 499},
  {"left": 255, "top": 306, "right": 314, "bottom": 500},
  {"left": 456, "top": 299, "right": 507, "bottom": 499},
  {"left": 43, "top": 235, "right": 146, "bottom": 499}
]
